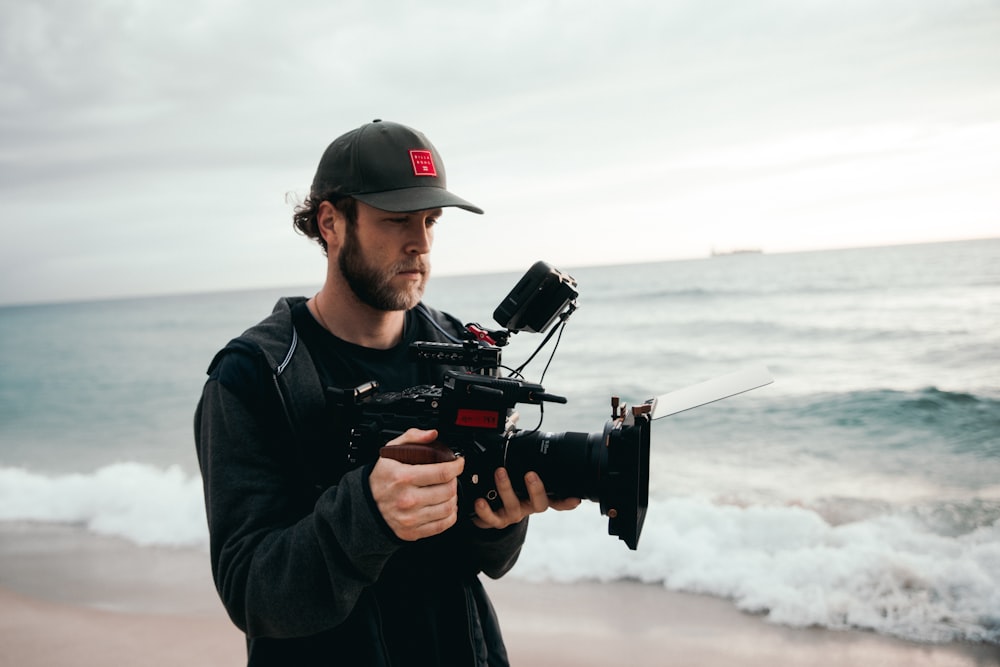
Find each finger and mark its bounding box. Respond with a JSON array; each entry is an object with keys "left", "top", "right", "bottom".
[
  {"left": 410, "top": 457, "right": 464, "bottom": 487},
  {"left": 419, "top": 510, "right": 459, "bottom": 537},
  {"left": 414, "top": 493, "right": 461, "bottom": 526},
  {"left": 393, "top": 502, "right": 460, "bottom": 541},
  {"left": 550, "top": 497, "right": 582, "bottom": 511},
  {"left": 471, "top": 497, "right": 502, "bottom": 530},
  {"left": 522, "top": 472, "right": 550, "bottom": 513},
  {"left": 493, "top": 468, "right": 523, "bottom": 514},
  {"left": 380, "top": 454, "right": 464, "bottom": 488},
  {"left": 384, "top": 487, "right": 460, "bottom": 538},
  {"left": 383, "top": 428, "right": 439, "bottom": 448},
  {"left": 413, "top": 478, "right": 461, "bottom": 509}
]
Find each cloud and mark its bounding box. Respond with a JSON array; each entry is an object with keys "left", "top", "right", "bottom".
[{"left": 1, "top": 0, "right": 998, "bottom": 304}]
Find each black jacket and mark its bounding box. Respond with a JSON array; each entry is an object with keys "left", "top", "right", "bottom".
[{"left": 194, "top": 297, "right": 527, "bottom": 666}]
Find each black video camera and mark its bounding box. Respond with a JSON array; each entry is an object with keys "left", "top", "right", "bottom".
[{"left": 327, "top": 261, "right": 651, "bottom": 550}]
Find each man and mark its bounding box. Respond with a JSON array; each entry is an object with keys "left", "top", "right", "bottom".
[{"left": 195, "top": 119, "right": 579, "bottom": 666}]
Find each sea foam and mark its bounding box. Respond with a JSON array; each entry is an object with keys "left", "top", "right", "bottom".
[
  {"left": 515, "top": 496, "right": 1000, "bottom": 644},
  {"left": 0, "top": 463, "right": 208, "bottom": 548}
]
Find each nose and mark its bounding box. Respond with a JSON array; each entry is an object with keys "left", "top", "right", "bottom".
[{"left": 406, "top": 217, "right": 434, "bottom": 255}]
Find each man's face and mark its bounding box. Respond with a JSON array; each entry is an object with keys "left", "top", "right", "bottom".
[{"left": 337, "top": 201, "right": 439, "bottom": 311}]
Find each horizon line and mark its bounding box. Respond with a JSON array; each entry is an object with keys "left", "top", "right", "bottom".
[{"left": 2, "top": 236, "right": 996, "bottom": 309}]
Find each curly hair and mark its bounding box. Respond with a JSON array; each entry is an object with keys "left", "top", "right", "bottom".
[{"left": 292, "top": 194, "right": 357, "bottom": 255}]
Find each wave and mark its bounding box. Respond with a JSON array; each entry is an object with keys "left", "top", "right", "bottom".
[
  {"left": 0, "top": 463, "right": 208, "bottom": 548},
  {"left": 790, "top": 385, "right": 999, "bottom": 415},
  {"left": 783, "top": 387, "right": 1000, "bottom": 457},
  {"left": 2, "top": 462, "right": 998, "bottom": 644},
  {"left": 516, "top": 497, "right": 1000, "bottom": 645}
]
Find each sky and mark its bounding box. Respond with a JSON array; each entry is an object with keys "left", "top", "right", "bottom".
[{"left": 1, "top": 0, "right": 999, "bottom": 305}]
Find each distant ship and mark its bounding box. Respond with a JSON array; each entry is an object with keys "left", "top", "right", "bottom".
[{"left": 710, "top": 247, "right": 763, "bottom": 257}]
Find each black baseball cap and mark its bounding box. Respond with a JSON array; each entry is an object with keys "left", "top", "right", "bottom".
[{"left": 310, "top": 119, "right": 484, "bottom": 214}]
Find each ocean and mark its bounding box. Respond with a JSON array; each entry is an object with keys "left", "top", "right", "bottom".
[{"left": 1, "top": 238, "right": 998, "bottom": 646}]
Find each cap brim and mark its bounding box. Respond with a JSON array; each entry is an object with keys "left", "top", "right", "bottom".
[{"left": 354, "top": 187, "right": 484, "bottom": 215}]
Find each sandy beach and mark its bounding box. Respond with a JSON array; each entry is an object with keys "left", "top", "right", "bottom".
[{"left": 1, "top": 523, "right": 996, "bottom": 666}]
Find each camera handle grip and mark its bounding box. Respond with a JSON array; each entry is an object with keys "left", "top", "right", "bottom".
[{"left": 379, "top": 442, "right": 458, "bottom": 465}]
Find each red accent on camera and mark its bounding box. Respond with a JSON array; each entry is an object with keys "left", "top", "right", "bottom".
[
  {"left": 455, "top": 409, "right": 500, "bottom": 429},
  {"left": 466, "top": 324, "right": 497, "bottom": 345}
]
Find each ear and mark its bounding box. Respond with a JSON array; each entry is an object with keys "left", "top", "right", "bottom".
[{"left": 317, "top": 200, "right": 342, "bottom": 251}]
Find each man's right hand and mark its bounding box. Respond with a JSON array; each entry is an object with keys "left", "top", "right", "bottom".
[{"left": 369, "top": 428, "right": 465, "bottom": 541}]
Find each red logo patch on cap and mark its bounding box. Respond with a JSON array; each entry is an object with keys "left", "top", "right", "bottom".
[{"left": 409, "top": 149, "right": 437, "bottom": 177}]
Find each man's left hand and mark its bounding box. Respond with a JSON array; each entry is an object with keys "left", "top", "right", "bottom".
[{"left": 471, "top": 467, "right": 581, "bottom": 530}]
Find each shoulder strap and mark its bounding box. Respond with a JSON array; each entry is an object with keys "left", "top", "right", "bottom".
[{"left": 225, "top": 297, "right": 324, "bottom": 440}]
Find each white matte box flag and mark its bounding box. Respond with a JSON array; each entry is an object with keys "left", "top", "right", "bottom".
[{"left": 650, "top": 366, "right": 774, "bottom": 420}]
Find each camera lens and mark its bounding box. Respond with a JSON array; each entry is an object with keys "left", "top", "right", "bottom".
[
  {"left": 504, "top": 430, "right": 604, "bottom": 500},
  {"left": 501, "top": 417, "right": 650, "bottom": 549}
]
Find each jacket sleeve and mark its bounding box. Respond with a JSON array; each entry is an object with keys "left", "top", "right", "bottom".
[
  {"left": 195, "top": 372, "right": 403, "bottom": 639},
  {"left": 462, "top": 517, "right": 528, "bottom": 579}
]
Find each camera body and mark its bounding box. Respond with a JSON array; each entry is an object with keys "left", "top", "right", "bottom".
[
  {"left": 326, "top": 261, "right": 652, "bottom": 550},
  {"left": 332, "top": 367, "right": 651, "bottom": 550},
  {"left": 338, "top": 371, "right": 549, "bottom": 499}
]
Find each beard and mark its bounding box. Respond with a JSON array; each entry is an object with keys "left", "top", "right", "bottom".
[{"left": 338, "top": 223, "right": 428, "bottom": 311}]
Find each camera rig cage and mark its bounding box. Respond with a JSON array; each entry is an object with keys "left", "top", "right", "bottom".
[{"left": 326, "top": 261, "right": 652, "bottom": 550}]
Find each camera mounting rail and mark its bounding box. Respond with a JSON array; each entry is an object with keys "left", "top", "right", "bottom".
[{"left": 410, "top": 340, "right": 502, "bottom": 374}]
